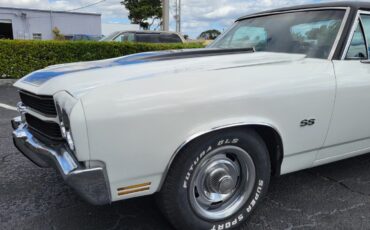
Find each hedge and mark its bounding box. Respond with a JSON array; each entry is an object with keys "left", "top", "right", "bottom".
[{"left": 0, "top": 40, "right": 205, "bottom": 79}]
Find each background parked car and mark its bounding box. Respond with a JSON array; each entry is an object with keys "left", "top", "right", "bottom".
[
  {"left": 64, "top": 34, "right": 103, "bottom": 41},
  {"left": 101, "top": 31, "right": 185, "bottom": 43}
]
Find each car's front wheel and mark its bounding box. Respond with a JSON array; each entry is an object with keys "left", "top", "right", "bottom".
[{"left": 158, "top": 128, "right": 271, "bottom": 230}]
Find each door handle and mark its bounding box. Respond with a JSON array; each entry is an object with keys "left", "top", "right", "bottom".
[{"left": 361, "top": 60, "right": 370, "bottom": 64}]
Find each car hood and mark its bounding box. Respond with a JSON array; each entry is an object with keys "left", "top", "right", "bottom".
[{"left": 14, "top": 49, "right": 306, "bottom": 98}]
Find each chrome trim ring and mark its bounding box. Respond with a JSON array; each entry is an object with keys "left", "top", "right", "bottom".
[{"left": 189, "top": 146, "right": 256, "bottom": 220}]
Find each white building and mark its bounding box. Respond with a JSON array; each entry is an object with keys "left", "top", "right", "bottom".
[{"left": 0, "top": 7, "right": 101, "bottom": 40}]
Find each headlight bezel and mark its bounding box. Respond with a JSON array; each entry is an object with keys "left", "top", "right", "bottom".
[{"left": 54, "top": 92, "right": 78, "bottom": 152}]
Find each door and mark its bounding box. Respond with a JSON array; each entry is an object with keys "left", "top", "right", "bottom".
[{"left": 317, "top": 12, "right": 370, "bottom": 163}]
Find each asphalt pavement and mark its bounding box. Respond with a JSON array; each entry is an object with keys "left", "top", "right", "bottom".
[{"left": 1, "top": 84, "right": 370, "bottom": 230}]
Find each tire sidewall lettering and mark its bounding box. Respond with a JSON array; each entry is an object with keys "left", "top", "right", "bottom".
[
  {"left": 183, "top": 138, "right": 239, "bottom": 189},
  {"left": 210, "top": 179, "right": 264, "bottom": 230},
  {"left": 181, "top": 137, "right": 265, "bottom": 230}
]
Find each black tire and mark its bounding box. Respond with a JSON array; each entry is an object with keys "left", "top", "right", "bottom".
[{"left": 157, "top": 128, "right": 271, "bottom": 230}]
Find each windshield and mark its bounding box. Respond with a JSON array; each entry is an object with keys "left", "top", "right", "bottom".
[{"left": 210, "top": 10, "right": 346, "bottom": 59}]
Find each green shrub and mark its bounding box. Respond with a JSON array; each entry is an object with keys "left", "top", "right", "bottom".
[{"left": 0, "top": 40, "right": 205, "bottom": 79}]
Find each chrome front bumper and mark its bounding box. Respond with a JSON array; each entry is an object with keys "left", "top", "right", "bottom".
[{"left": 12, "top": 117, "right": 111, "bottom": 205}]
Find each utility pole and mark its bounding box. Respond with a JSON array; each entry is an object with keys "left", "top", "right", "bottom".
[
  {"left": 174, "top": 0, "right": 178, "bottom": 32},
  {"left": 178, "top": 0, "right": 181, "bottom": 33},
  {"left": 174, "top": 0, "right": 181, "bottom": 33},
  {"left": 162, "top": 0, "right": 170, "bottom": 31}
]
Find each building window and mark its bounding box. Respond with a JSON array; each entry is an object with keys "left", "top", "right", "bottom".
[
  {"left": 32, "top": 33, "right": 42, "bottom": 40},
  {"left": 0, "top": 20, "right": 13, "bottom": 39}
]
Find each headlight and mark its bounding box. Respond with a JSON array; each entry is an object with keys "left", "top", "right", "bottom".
[
  {"left": 59, "top": 110, "right": 75, "bottom": 151},
  {"left": 58, "top": 110, "right": 75, "bottom": 151},
  {"left": 60, "top": 121, "right": 67, "bottom": 138},
  {"left": 66, "top": 131, "right": 75, "bottom": 151}
]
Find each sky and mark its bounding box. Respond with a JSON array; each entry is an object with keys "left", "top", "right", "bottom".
[{"left": 0, "top": 0, "right": 359, "bottom": 38}]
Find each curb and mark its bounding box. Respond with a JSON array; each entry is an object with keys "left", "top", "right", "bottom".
[{"left": 0, "top": 79, "right": 17, "bottom": 86}]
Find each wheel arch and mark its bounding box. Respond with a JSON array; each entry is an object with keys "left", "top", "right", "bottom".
[{"left": 158, "top": 122, "right": 284, "bottom": 191}]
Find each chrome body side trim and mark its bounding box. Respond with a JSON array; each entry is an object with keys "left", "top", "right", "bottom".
[
  {"left": 12, "top": 117, "right": 111, "bottom": 205},
  {"left": 158, "top": 122, "right": 283, "bottom": 190}
]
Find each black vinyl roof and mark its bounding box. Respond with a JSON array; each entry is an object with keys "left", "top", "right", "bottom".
[{"left": 238, "top": 1, "right": 370, "bottom": 21}]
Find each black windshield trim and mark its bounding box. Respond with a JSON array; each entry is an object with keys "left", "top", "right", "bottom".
[{"left": 139, "top": 48, "right": 255, "bottom": 61}]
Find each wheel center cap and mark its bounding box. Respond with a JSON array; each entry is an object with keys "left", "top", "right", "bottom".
[
  {"left": 218, "top": 175, "right": 236, "bottom": 194},
  {"left": 207, "top": 168, "right": 237, "bottom": 195}
]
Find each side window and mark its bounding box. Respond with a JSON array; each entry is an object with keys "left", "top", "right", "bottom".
[
  {"left": 136, "top": 34, "right": 160, "bottom": 43},
  {"left": 229, "top": 26, "right": 267, "bottom": 50},
  {"left": 127, "top": 33, "right": 135, "bottom": 42},
  {"left": 346, "top": 21, "right": 368, "bottom": 60},
  {"left": 291, "top": 20, "right": 342, "bottom": 59},
  {"left": 216, "top": 26, "right": 267, "bottom": 49},
  {"left": 114, "top": 33, "right": 135, "bottom": 42},
  {"left": 159, "top": 34, "right": 182, "bottom": 43},
  {"left": 361, "top": 14, "right": 370, "bottom": 57},
  {"left": 113, "top": 33, "right": 126, "bottom": 42}
]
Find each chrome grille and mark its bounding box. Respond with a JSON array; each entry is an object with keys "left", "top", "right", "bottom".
[
  {"left": 19, "top": 91, "right": 57, "bottom": 116},
  {"left": 25, "top": 114, "right": 63, "bottom": 141}
]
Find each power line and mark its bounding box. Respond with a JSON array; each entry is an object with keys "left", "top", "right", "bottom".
[{"left": 66, "top": 0, "right": 107, "bottom": 12}]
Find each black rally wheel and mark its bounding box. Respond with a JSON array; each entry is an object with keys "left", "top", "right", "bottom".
[{"left": 158, "top": 128, "right": 271, "bottom": 230}]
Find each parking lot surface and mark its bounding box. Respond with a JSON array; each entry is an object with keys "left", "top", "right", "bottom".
[{"left": 1, "top": 84, "right": 370, "bottom": 230}]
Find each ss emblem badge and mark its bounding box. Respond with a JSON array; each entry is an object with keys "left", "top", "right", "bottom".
[{"left": 300, "top": 119, "right": 316, "bottom": 127}]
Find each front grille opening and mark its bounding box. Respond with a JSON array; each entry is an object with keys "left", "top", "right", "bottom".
[
  {"left": 25, "top": 114, "right": 63, "bottom": 141},
  {"left": 19, "top": 91, "right": 57, "bottom": 116}
]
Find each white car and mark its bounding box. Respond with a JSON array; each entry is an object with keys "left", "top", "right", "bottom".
[
  {"left": 100, "top": 30, "right": 186, "bottom": 43},
  {"left": 11, "top": 2, "right": 370, "bottom": 230}
]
